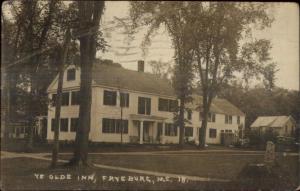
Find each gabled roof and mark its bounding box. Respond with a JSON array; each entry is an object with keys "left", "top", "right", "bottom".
[
  {"left": 92, "top": 64, "right": 175, "bottom": 97},
  {"left": 187, "top": 95, "right": 245, "bottom": 116},
  {"left": 250, "top": 116, "right": 295, "bottom": 128}
]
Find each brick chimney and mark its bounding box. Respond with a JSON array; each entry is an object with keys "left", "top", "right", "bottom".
[{"left": 137, "top": 60, "right": 144, "bottom": 72}]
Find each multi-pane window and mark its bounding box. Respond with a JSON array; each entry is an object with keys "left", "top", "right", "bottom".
[
  {"left": 138, "top": 97, "right": 151, "bottom": 115},
  {"left": 209, "top": 128, "right": 217, "bottom": 138},
  {"left": 185, "top": 127, "right": 193, "bottom": 137},
  {"left": 187, "top": 111, "right": 192, "bottom": 120},
  {"left": 52, "top": 92, "right": 69, "bottom": 106},
  {"left": 237, "top": 116, "right": 240, "bottom": 124},
  {"left": 225, "top": 115, "right": 233, "bottom": 124},
  {"left": 62, "top": 92, "right": 69, "bottom": 106},
  {"left": 115, "top": 119, "right": 128, "bottom": 134},
  {"left": 120, "top": 92, "right": 129, "bottom": 107},
  {"left": 67, "top": 68, "right": 76, "bottom": 81},
  {"left": 165, "top": 123, "right": 177, "bottom": 136},
  {"left": 208, "top": 112, "right": 216, "bottom": 122},
  {"left": 103, "top": 90, "right": 117, "bottom": 106},
  {"left": 102, "top": 118, "right": 128, "bottom": 134},
  {"left": 71, "top": 91, "right": 80, "bottom": 105},
  {"left": 60, "top": 118, "right": 68, "bottom": 132},
  {"left": 158, "top": 98, "right": 178, "bottom": 112},
  {"left": 70, "top": 118, "right": 78, "bottom": 132},
  {"left": 158, "top": 98, "right": 168, "bottom": 111}
]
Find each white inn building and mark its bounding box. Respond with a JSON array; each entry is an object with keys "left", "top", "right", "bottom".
[{"left": 46, "top": 61, "right": 245, "bottom": 144}]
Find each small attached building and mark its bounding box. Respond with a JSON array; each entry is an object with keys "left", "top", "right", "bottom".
[{"left": 250, "top": 115, "right": 296, "bottom": 137}]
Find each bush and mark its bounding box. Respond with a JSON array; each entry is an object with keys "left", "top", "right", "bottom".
[
  {"left": 247, "top": 129, "right": 278, "bottom": 149},
  {"left": 236, "top": 163, "right": 295, "bottom": 190}
]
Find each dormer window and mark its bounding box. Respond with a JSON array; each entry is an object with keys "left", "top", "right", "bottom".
[{"left": 67, "top": 68, "right": 76, "bottom": 81}]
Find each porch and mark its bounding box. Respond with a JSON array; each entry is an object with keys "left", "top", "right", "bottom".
[{"left": 129, "top": 114, "right": 167, "bottom": 144}]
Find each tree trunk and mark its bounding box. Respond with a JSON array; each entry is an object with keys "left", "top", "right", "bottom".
[
  {"left": 51, "top": 29, "right": 71, "bottom": 168},
  {"left": 51, "top": 62, "right": 63, "bottom": 168},
  {"left": 178, "top": 96, "right": 185, "bottom": 145},
  {"left": 70, "top": 36, "right": 93, "bottom": 166},
  {"left": 68, "top": 1, "right": 105, "bottom": 167},
  {"left": 199, "top": 106, "right": 208, "bottom": 148},
  {"left": 198, "top": 93, "right": 213, "bottom": 148}
]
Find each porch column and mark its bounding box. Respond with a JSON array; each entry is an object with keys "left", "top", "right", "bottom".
[
  {"left": 161, "top": 122, "right": 165, "bottom": 144},
  {"left": 139, "top": 121, "right": 144, "bottom": 144}
]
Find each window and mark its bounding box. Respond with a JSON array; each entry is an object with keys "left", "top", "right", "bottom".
[
  {"left": 102, "top": 118, "right": 128, "bottom": 134},
  {"left": 209, "top": 128, "right": 217, "bottom": 138},
  {"left": 52, "top": 93, "right": 69, "bottom": 106},
  {"left": 229, "top": 115, "right": 232, "bottom": 124},
  {"left": 237, "top": 116, "right": 240, "bottom": 124},
  {"left": 157, "top": 123, "right": 163, "bottom": 137},
  {"left": 120, "top": 92, "right": 129, "bottom": 107},
  {"left": 52, "top": 94, "right": 57, "bottom": 106},
  {"left": 138, "top": 97, "right": 151, "bottom": 115},
  {"left": 103, "top": 90, "right": 117, "bottom": 106},
  {"left": 199, "top": 112, "right": 204, "bottom": 121},
  {"left": 116, "top": 119, "right": 128, "bottom": 134},
  {"left": 102, "top": 118, "right": 115, "bottom": 133},
  {"left": 225, "top": 115, "right": 232, "bottom": 124},
  {"left": 158, "top": 98, "right": 178, "bottom": 112},
  {"left": 225, "top": 129, "right": 232, "bottom": 133},
  {"left": 71, "top": 91, "right": 80, "bottom": 105},
  {"left": 158, "top": 98, "right": 168, "bottom": 111},
  {"left": 185, "top": 127, "right": 193, "bottom": 137},
  {"left": 70, "top": 118, "right": 78, "bottom": 132},
  {"left": 67, "top": 68, "right": 76, "bottom": 81},
  {"left": 187, "top": 111, "right": 192, "bottom": 120},
  {"left": 51, "top": 119, "right": 55, "bottom": 131},
  {"left": 165, "top": 123, "right": 177, "bottom": 136},
  {"left": 60, "top": 118, "right": 68, "bottom": 132},
  {"left": 208, "top": 112, "right": 216, "bottom": 122},
  {"left": 62, "top": 92, "right": 69, "bottom": 106},
  {"left": 169, "top": 100, "right": 178, "bottom": 112}
]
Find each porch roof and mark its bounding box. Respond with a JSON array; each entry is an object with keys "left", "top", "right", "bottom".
[{"left": 129, "top": 114, "right": 167, "bottom": 121}]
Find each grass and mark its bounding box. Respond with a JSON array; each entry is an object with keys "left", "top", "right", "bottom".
[
  {"left": 1, "top": 158, "right": 231, "bottom": 190},
  {"left": 2, "top": 152, "right": 298, "bottom": 190},
  {"left": 1, "top": 138, "right": 258, "bottom": 153},
  {"left": 58, "top": 153, "right": 298, "bottom": 181}
]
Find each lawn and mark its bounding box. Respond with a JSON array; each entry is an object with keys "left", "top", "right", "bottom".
[
  {"left": 1, "top": 152, "right": 298, "bottom": 190},
  {"left": 58, "top": 153, "right": 298, "bottom": 181},
  {"left": 1, "top": 157, "right": 230, "bottom": 190}
]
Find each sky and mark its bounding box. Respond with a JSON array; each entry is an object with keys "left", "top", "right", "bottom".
[{"left": 94, "top": 2, "right": 299, "bottom": 91}]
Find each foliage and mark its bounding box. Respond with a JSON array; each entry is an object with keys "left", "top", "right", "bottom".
[
  {"left": 185, "top": 2, "right": 275, "bottom": 147},
  {"left": 219, "top": 82, "right": 300, "bottom": 129},
  {"left": 247, "top": 129, "right": 278, "bottom": 148},
  {"left": 148, "top": 60, "right": 173, "bottom": 81},
  {"left": 129, "top": 1, "right": 196, "bottom": 145}
]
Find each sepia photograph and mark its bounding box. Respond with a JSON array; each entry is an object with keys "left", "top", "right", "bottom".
[{"left": 1, "top": 1, "right": 299, "bottom": 190}]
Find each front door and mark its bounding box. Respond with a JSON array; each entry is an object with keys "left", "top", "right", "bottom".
[{"left": 143, "top": 121, "right": 150, "bottom": 142}]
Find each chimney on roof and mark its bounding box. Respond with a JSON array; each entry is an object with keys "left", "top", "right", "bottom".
[{"left": 137, "top": 60, "right": 144, "bottom": 72}]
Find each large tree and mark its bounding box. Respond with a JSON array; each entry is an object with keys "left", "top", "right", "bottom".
[
  {"left": 129, "top": 1, "right": 195, "bottom": 145},
  {"left": 186, "top": 2, "right": 275, "bottom": 147},
  {"left": 68, "top": 1, "right": 105, "bottom": 166},
  {"left": 2, "top": 1, "right": 62, "bottom": 149}
]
